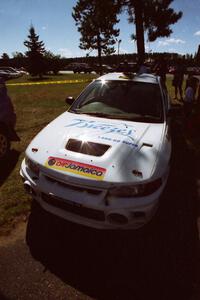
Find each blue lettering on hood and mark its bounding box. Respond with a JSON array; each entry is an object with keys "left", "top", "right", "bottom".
[{"left": 65, "top": 118, "right": 136, "bottom": 138}]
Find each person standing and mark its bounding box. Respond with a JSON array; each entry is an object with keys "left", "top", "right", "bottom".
[
  {"left": 183, "top": 78, "right": 195, "bottom": 118},
  {"left": 154, "top": 58, "right": 168, "bottom": 86},
  {"left": 0, "top": 77, "right": 16, "bottom": 128},
  {"left": 172, "top": 59, "right": 185, "bottom": 101}
]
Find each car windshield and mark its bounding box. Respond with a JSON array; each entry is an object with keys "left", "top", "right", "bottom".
[{"left": 70, "top": 80, "right": 164, "bottom": 123}]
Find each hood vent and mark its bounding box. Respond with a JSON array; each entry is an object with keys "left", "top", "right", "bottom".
[{"left": 66, "top": 139, "right": 110, "bottom": 157}]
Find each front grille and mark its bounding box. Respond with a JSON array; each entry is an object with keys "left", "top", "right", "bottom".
[
  {"left": 66, "top": 139, "right": 110, "bottom": 156},
  {"left": 41, "top": 193, "right": 105, "bottom": 221},
  {"left": 45, "top": 175, "right": 102, "bottom": 195}
]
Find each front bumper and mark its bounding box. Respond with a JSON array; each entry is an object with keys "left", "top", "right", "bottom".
[{"left": 20, "top": 159, "right": 169, "bottom": 230}]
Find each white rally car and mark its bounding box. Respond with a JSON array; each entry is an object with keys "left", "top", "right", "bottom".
[{"left": 20, "top": 72, "right": 172, "bottom": 229}]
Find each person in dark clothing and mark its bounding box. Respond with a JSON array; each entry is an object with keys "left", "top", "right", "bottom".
[
  {"left": 183, "top": 77, "right": 197, "bottom": 118},
  {"left": 197, "top": 80, "right": 200, "bottom": 106},
  {"left": 154, "top": 58, "right": 168, "bottom": 86},
  {"left": 172, "top": 59, "right": 185, "bottom": 101},
  {"left": 185, "top": 80, "right": 200, "bottom": 136},
  {"left": 0, "top": 77, "right": 16, "bottom": 127},
  {"left": 185, "top": 74, "right": 199, "bottom": 97}
]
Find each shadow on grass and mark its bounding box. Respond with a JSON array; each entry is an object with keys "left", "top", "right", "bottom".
[
  {"left": 26, "top": 116, "right": 199, "bottom": 300},
  {"left": 0, "top": 150, "right": 20, "bottom": 187}
]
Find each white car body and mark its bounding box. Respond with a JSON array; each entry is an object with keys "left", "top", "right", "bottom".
[{"left": 20, "top": 73, "right": 172, "bottom": 229}]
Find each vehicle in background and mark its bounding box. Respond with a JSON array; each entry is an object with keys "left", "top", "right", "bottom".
[
  {"left": 93, "top": 64, "right": 114, "bottom": 74},
  {"left": 18, "top": 67, "right": 29, "bottom": 75},
  {"left": 168, "top": 66, "right": 176, "bottom": 74},
  {"left": 0, "top": 70, "right": 11, "bottom": 80},
  {"left": 0, "top": 67, "right": 23, "bottom": 79},
  {"left": 65, "top": 63, "right": 93, "bottom": 74},
  {"left": 115, "top": 62, "right": 138, "bottom": 73}
]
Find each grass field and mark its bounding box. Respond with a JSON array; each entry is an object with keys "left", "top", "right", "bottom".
[
  {"left": 7, "top": 72, "right": 96, "bottom": 83},
  {"left": 0, "top": 73, "right": 199, "bottom": 234},
  {"left": 0, "top": 73, "right": 97, "bottom": 233}
]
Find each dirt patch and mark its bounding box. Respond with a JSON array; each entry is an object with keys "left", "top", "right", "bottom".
[{"left": 0, "top": 220, "right": 27, "bottom": 247}]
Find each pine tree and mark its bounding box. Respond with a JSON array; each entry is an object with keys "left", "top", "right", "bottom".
[
  {"left": 24, "top": 25, "right": 46, "bottom": 77},
  {"left": 123, "top": 0, "right": 182, "bottom": 63},
  {"left": 196, "top": 44, "right": 200, "bottom": 64},
  {"left": 44, "top": 51, "right": 63, "bottom": 75},
  {"left": 72, "top": 0, "right": 120, "bottom": 73}
]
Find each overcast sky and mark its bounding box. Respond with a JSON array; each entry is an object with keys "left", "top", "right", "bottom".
[{"left": 1, "top": 0, "right": 200, "bottom": 58}]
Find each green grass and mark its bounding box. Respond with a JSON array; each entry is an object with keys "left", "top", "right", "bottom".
[
  {"left": 0, "top": 74, "right": 199, "bottom": 233},
  {"left": 0, "top": 74, "right": 97, "bottom": 232},
  {"left": 7, "top": 73, "right": 96, "bottom": 83}
]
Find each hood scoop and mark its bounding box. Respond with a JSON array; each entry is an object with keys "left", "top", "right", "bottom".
[{"left": 66, "top": 139, "right": 110, "bottom": 157}]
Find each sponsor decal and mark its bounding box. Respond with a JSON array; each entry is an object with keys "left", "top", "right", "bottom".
[
  {"left": 45, "top": 157, "right": 106, "bottom": 180},
  {"left": 65, "top": 119, "right": 136, "bottom": 138},
  {"left": 98, "top": 136, "right": 138, "bottom": 148}
]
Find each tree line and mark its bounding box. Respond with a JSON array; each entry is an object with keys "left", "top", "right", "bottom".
[
  {"left": 1, "top": 0, "right": 200, "bottom": 77},
  {"left": 72, "top": 0, "right": 183, "bottom": 66}
]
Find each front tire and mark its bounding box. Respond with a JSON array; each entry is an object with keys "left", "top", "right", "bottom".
[{"left": 0, "top": 126, "right": 10, "bottom": 160}]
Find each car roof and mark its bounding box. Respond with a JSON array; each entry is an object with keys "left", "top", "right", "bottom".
[{"left": 96, "top": 72, "right": 159, "bottom": 84}]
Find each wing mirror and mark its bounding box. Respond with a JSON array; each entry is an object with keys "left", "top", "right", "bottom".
[{"left": 65, "top": 96, "right": 75, "bottom": 105}]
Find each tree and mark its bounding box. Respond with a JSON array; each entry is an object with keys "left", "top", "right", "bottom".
[
  {"left": 12, "top": 52, "right": 26, "bottom": 69},
  {"left": 12, "top": 52, "right": 25, "bottom": 59},
  {"left": 1, "top": 53, "right": 10, "bottom": 60},
  {"left": 72, "top": 0, "right": 120, "bottom": 72},
  {"left": 24, "top": 25, "right": 46, "bottom": 77},
  {"left": 44, "top": 51, "right": 63, "bottom": 75},
  {"left": 196, "top": 44, "right": 200, "bottom": 64},
  {"left": 123, "top": 0, "right": 182, "bottom": 63}
]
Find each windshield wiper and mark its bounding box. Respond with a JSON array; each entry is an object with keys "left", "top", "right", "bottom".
[
  {"left": 70, "top": 109, "right": 110, "bottom": 117},
  {"left": 81, "top": 112, "right": 111, "bottom": 117},
  {"left": 70, "top": 108, "right": 87, "bottom": 114},
  {"left": 130, "top": 114, "right": 160, "bottom": 122},
  {"left": 70, "top": 110, "right": 160, "bottom": 122}
]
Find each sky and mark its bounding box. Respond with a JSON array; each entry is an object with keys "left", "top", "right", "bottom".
[{"left": 0, "top": 0, "right": 200, "bottom": 58}]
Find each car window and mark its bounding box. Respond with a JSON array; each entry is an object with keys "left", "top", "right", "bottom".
[{"left": 70, "top": 80, "right": 164, "bottom": 123}]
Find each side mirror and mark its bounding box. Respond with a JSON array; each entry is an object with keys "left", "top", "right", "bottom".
[{"left": 65, "top": 96, "right": 75, "bottom": 105}]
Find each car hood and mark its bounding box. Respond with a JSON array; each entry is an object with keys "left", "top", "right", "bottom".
[{"left": 26, "top": 112, "right": 165, "bottom": 185}]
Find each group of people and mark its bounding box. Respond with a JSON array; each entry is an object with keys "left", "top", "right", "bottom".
[
  {"left": 184, "top": 74, "right": 199, "bottom": 117},
  {"left": 153, "top": 58, "right": 200, "bottom": 118},
  {"left": 172, "top": 62, "right": 200, "bottom": 121}
]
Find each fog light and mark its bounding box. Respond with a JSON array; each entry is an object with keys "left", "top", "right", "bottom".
[
  {"left": 24, "top": 181, "right": 36, "bottom": 196},
  {"left": 107, "top": 213, "right": 128, "bottom": 225}
]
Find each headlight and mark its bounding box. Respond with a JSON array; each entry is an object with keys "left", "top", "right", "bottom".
[
  {"left": 109, "top": 178, "right": 162, "bottom": 197},
  {"left": 25, "top": 156, "right": 40, "bottom": 176}
]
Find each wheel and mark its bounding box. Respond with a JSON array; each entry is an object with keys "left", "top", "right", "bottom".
[
  {"left": 0, "top": 126, "right": 10, "bottom": 160},
  {"left": 26, "top": 200, "right": 47, "bottom": 260}
]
